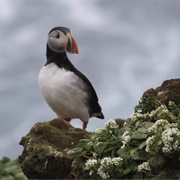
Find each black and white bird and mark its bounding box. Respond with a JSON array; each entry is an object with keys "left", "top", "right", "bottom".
[{"left": 38, "top": 26, "right": 104, "bottom": 130}]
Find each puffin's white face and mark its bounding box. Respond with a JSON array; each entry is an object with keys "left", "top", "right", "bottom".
[
  {"left": 47, "top": 29, "right": 78, "bottom": 54},
  {"left": 48, "top": 30, "right": 67, "bottom": 53}
]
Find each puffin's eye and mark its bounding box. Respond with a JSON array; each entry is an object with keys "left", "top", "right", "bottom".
[{"left": 55, "top": 32, "right": 60, "bottom": 38}]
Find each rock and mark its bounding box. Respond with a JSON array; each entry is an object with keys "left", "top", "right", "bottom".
[
  {"left": 19, "top": 118, "right": 90, "bottom": 179},
  {"left": 148, "top": 155, "right": 167, "bottom": 174},
  {"left": 115, "top": 118, "right": 126, "bottom": 128},
  {"left": 153, "top": 170, "right": 179, "bottom": 180},
  {"left": 143, "top": 79, "right": 180, "bottom": 106}
]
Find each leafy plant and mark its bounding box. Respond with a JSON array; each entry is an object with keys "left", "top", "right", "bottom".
[
  {"left": 0, "top": 157, "right": 27, "bottom": 180},
  {"left": 134, "top": 96, "right": 160, "bottom": 113},
  {"left": 69, "top": 100, "right": 180, "bottom": 179}
]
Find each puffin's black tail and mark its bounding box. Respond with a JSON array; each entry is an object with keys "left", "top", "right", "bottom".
[
  {"left": 91, "top": 112, "right": 104, "bottom": 119},
  {"left": 97, "top": 112, "right": 104, "bottom": 119},
  {"left": 64, "top": 118, "right": 71, "bottom": 122}
]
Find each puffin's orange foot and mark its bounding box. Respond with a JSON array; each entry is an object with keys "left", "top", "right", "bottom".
[{"left": 82, "top": 123, "right": 87, "bottom": 130}]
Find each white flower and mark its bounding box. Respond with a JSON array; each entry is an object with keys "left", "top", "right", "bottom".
[
  {"left": 159, "top": 104, "right": 168, "bottom": 111},
  {"left": 137, "top": 162, "right": 151, "bottom": 172},
  {"left": 162, "top": 127, "right": 180, "bottom": 153},
  {"left": 100, "top": 157, "right": 112, "bottom": 166},
  {"left": 95, "top": 128, "right": 104, "bottom": 134},
  {"left": 131, "top": 113, "right": 143, "bottom": 121},
  {"left": 173, "top": 140, "right": 180, "bottom": 150},
  {"left": 111, "top": 157, "right": 123, "bottom": 166},
  {"left": 149, "top": 105, "right": 168, "bottom": 117},
  {"left": 162, "top": 144, "right": 173, "bottom": 153},
  {"left": 143, "top": 113, "right": 150, "bottom": 119},
  {"left": 168, "top": 101, "right": 174, "bottom": 106},
  {"left": 121, "top": 131, "right": 131, "bottom": 148},
  {"left": 85, "top": 159, "right": 98, "bottom": 169},
  {"left": 94, "top": 142, "right": 103, "bottom": 148},
  {"left": 145, "top": 135, "right": 156, "bottom": 152},
  {"left": 135, "top": 121, "right": 141, "bottom": 126},
  {"left": 100, "top": 156, "right": 123, "bottom": 167},
  {"left": 97, "top": 156, "right": 123, "bottom": 179},
  {"left": 148, "top": 119, "right": 169, "bottom": 133},
  {"left": 93, "top": 152, "right": 98, "bottom": 158},
  {"left": 97, "top": 166, "right": 110, "bottom": 179},
  {"left": 156, "top": 119, "right": 169, "bottom": 126},
  {"left": 149, "top": 110, "right": 155, "bottom": 117},
  {"left": 89, "top": 170, "right": 93, "bottom": 176},
  {"left": 105, "top": 119, "right": 118, "bottom": 129}
]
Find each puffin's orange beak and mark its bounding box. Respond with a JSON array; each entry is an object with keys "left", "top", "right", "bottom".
[{"left": 67, "top": 35, "right": 79, "bottom": 54}]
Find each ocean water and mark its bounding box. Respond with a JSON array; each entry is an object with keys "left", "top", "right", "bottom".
[{"left": 1, "top": 1, "right": 180, "bottom": 159}]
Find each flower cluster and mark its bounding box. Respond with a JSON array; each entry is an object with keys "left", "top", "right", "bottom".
[
  {"left": 131, "top": 112, "right": 144, "bottom": 121},
  {"left": 94, "top": 141, "right": 103, "bottom": 148},
  {"left": 137, "top": 162, "right": 151, "bottom": 172},
  {"left": 85, "top": 159, "right": 98, "bottom": 176},
  {"left": 148, "top": 119, "right": 169, "bottom": 133},
  {"left": 146, "top": 117, "right": 180, "bottom": 154},
  {"left": 162, "top": 127, "right": 180, "bottom": 153},
  {"left": 145, "top": 135, "right": 156, "bottom": 153},
  {"left": 131, "top": 102, "right": 180, "bottom": 155},
  {"left": 95, "top": 128, "right": 104, "bottom": 134},
  {"left": 85, "top": 157, "right": 123, "bottom": 179},
  {"left": 121, "top": 131, "right": 131, "bottom": 149},
  {"left": 98, "top": 157, "right": 123, "bottom": 179},
  {"left": 85, "top": 159, "right": 98, "bottom": 169},
  {"left": 105, "top": 119, "right": 119, "bottom": 129},
  {"left": 93, "top": 119, "right": 119, "bottom": 142},
  {"left": 149, "top": 104, "right": 169, "bottom": 118},
  {"left": 130, "top": 104, "right": 169, "bottom": 125}
]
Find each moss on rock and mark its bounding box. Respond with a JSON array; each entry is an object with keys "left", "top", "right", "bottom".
[{"left": 19, "top": 118, "right": 90, "bottom": 179}]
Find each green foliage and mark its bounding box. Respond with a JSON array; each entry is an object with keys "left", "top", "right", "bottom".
[
  {"left": 134, "top": 96, "right": 160, "bottom": 113},
  {"left": 69, "top": 100, "right": 180, "bottom": 179},
  {"left": 0, "top": 157, "right": 27, "bottom": 180}
]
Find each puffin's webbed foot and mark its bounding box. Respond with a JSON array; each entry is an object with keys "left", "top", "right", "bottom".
[{"left": 82, "top": 123, "right": 87, "bottom": 130}]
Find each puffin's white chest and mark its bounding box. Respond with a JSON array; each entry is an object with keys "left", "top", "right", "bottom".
[{"left": 38, "top": 63, "right": 89, "bottom": 121}]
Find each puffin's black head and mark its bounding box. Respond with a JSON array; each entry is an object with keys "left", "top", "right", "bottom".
[{"left": 47, "top": 26, "right": 78, "bottom": 54}]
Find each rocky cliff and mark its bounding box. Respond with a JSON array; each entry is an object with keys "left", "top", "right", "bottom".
[{"left": 19, "top": 79, "right": 180, "bottom": 179}]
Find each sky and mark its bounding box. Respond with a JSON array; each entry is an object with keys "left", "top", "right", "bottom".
[{"left": 0, "top": 0, "right": 180, "bottom": 159}]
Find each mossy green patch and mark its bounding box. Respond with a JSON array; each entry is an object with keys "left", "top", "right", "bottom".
[{"left": 19, "top": 118, "right": 90, "bottom": 179}]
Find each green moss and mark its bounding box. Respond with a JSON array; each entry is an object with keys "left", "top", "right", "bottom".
[{"left": 19, "top": 118, "right": 90, "bottom": 179}]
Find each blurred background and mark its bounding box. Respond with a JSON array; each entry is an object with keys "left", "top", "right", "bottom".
[{"left": 1, "top": 0, "right": 180, "bottom": 159}]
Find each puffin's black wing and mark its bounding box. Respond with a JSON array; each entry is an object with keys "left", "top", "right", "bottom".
[
  {"left": 46, "top": 50, "right": 104, "bottom": 119},
  {"left": 73, "top": 68, "right": 104, "bottom": 119}
]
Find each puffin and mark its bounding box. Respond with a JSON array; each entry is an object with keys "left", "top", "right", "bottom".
[{"left": 38, "top": 26, "right": 104, "bottom": 130}]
